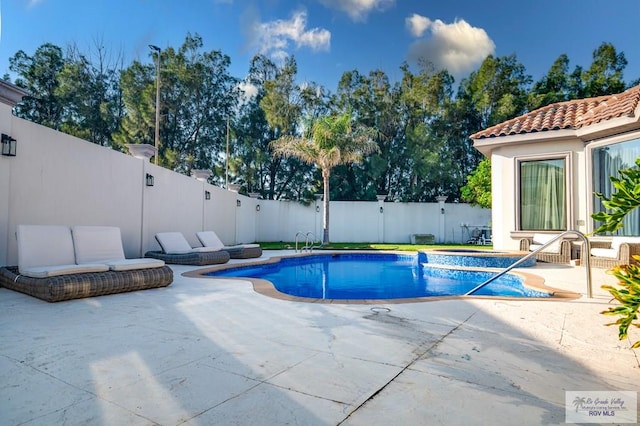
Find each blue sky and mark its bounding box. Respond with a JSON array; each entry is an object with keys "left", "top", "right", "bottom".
[{"left": 1, "top": 0, "right": 639, "bottom": 93}]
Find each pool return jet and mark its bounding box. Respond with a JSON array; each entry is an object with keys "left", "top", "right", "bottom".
[{"left": 465, "top": 230, "right": 593, "bottom": 298}]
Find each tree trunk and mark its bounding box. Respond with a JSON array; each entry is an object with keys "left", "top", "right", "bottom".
[{"left": 322, "top": 169, "right": 330, "bottom": 245}]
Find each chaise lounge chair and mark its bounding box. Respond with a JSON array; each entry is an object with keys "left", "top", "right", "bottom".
[
  {"left": 145, "top": 232, "right": 231, "bottom": 265},
  {"left": 0, "top": 225, "right": 173, "bottom": 302},
  {"left": 196, "top": 231, "right": 262, "bottom": 259}
]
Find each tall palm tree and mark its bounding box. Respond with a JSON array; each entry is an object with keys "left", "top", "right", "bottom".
[{"left": 270, "top": 112, "right": 379, "bottom": 244}]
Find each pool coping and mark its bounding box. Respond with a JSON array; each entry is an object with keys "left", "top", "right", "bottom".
[{"left": 183, "top": 250, "right": 582, "bottom": 304}]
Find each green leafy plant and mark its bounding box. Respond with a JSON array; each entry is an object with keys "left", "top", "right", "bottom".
[
  {"left": 601, "top": 263, "right": 640, "bottom": 348},
  {"left": 592, "top": 158, "right": 640, "bottom": 233},
  {"left": 461, "top": 158, "right": 492, "bottom": 208},
  {"left": 592, "top": 157, "right": 640, "bottom": 348}
]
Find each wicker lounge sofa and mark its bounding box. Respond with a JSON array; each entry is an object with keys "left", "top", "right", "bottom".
[
  {"left": 196, "top": 231, "right": 262, "bottom": 259},
  {"left": 519, "top": 233, "right": 572, "bottom": 264},
  {"left": 581, "top": 236, "right": 640, "bottom": 269},
  {"left": 0, "top": 225, "right": 173, "bottom": 302},
  {"left": 145, "top": 232, "right": 231, "bottom": 265}
]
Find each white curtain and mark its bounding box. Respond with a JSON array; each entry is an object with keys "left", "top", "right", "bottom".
[{"left": 521, "top": 159, "right": 565, "bottom": 230}]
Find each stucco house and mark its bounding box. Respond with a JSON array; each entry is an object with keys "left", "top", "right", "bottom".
[{"left": 471, "top": 84, "right": 640, "bottom": 252}]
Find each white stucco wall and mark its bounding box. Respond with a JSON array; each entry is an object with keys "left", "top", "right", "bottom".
[
  {"left": 489, "top": 136, "right": 586, "bottom": 250},
  {"left": 251, "top": 200, "right": 491, "bottom": 244},
  {"left": 0, "top": 104, "right": 12, "bottom": 264},
  {"left": 0, "top": 108, "right": 491, "bottom": 265}
]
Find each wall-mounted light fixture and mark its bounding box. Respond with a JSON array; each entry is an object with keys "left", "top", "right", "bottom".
[
  {"left": 441, "top": 208, "right": 445, "bottom": 214},
  {"left": 145, "top": 173, "right": 154, "bottom": 186},
  {"left": 256, "top": 204, "right": 261, "bottom": 212},
  {"left": 380, "top": 206, "right": 384, "bottom": 214},
  {"left": 1, "top": 134, "right": 17, "bottom": 156},
  {"left": 236, "top": 199, "right": 241, "bottom": 207},
  {"left": 205, "top": 191, "right": 211, "bottom": 200},
  {"left": 315, "top": 205, "right": 320, "bottom": 212}
]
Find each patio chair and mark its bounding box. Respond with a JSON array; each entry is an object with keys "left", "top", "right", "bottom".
[
  {"left": 71, "top": 226, "right": 166, "bottom": 271},
  {"left": 196, "top": 230, "right": 263, "bottom": 259},
  {"left": 467, "top": 228, "right": 481, "bottom": 244},
  {"left": 145, "top": 232, "right": 231, "bottom": 265},
  {"left": 582, "top": 236, "right": 640, "bottom": 268},
  {"left": 519, "top": 233, "right": 571, "bottom": 264},
  {"left": 0, "top": 225, "right": 173, "bottom": 302}
]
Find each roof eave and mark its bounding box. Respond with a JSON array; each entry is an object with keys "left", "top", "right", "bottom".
[
  {"left": 472, "top": 129, "right": 577, "bottom": 157},
  {"left": 576, "top": 112, "right": 640, "bottom": 141},
  {"left": 0, "top": 80, "right": 29, "bottom": 107}
]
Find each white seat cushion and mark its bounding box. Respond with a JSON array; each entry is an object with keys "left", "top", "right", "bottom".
[
  {"left": 20, "top": 263, "right": 109, "bottom": 278},
  {"left": 223, "top": 243, "right": 260, "bottom": 250},
  {"left": 155, "top": 232, "right": 195, "bottom": 254},
  {"left": 195, "top": 231, "right": 225, "bottom": 251},
  {"left": 531, "top": 233, "right": 561, "bottom": 253},
  {"left": 191, "top": 246, "right": 224, "bottom": 253},
  {"left": 71, "top": 226, "right": 126, "bottom": 264},
  {"left": 590, "top": 248, "right": 618, "bottom": 259},
  {"left": 17, "top": 225, "right": 77, "bottom": 273},
  {"left": 107, "top": 258, "right": 165, "bottom": 271}
]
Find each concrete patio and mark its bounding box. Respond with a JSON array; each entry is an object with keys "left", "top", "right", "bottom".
[{"left": 1, "top": 251, "right": 638, "bottom": 425}]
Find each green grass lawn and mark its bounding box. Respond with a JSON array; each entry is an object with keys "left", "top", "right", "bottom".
[{"left": 257, "top": 242, "right": 493, "bottom": 251}]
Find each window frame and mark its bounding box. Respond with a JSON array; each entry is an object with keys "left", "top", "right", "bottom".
[
  {"left": 586, "top": 129, "right": 640, "bottom": 235},
  {"left": 514, "top": 152, "right": 573, "bottom": 232}
]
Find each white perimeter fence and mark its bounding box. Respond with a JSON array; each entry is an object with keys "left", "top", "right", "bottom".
[{"left": 0, "top": 102, "right": 490, "bottom": 265}]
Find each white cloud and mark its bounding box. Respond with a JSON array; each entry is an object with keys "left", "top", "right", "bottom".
[
  {"left": 406, "top": 17, "right": 495, "bottom": 78},
  {"left": 405, "top": 13, "right": 431, "bottom": 37},
  {"left": 251, "top": 10, "right": 330, "bottom": 61},
  {"left": 318, "top": 0, "right": 395, "bottom": 22},
  {"left": 237, "top": 80, "right": 259, "bottom": 107},
  {"left": 238, "top": 81, "right": 258, "bottom": 99}
]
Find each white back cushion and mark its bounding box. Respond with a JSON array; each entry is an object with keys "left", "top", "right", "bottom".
[
  {"left": 196, "top": 231, "right": 225, "bottom": 251},
  {"left": 610, "top": 236, "right": 640, "bottom": 254},
  {"left": 532, "top": 233, "right": 561, "bottom": 253},
  {"left": 72, "top": 226, "right": 126, "bottom": 264},
  {"left": 155, "top": 232, "right": 193, "bottom": 254},
  {"left": 17, "top": 225, "right": 76, "bottom": 272}
]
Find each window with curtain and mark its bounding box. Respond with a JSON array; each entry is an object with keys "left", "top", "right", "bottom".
[
  {"left": 519, "top": 158, "right": 566, "bottom": 231},
  {"left": 592, "top": 138, "right": 640, "bottom": 235}
]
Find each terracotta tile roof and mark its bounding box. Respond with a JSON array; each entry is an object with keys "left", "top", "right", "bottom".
[{"left": 471, "top": 85, "right": 640, "bottom": 140}]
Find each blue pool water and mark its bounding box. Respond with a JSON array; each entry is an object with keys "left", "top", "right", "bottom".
[{"left": 207, "top": 253, "right": 550, "bottom": 300}]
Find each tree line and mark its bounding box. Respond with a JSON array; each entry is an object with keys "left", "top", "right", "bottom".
[{"left": 5, "top": 34, "right": 637, "bottom": 205}]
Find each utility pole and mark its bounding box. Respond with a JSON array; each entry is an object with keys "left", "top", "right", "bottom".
[
  {"left": 149, "top": 45, "right": 161, "bottom": 165},
  {"left": 226, "top": 116, "right": 230, "bottom": 188}
]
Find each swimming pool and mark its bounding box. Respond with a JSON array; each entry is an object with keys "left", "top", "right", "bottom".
[{"left": 204, "top": 252, "right": 553, "bottom": 301}]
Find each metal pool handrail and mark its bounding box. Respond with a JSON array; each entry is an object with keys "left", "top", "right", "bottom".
[
  {"left": 465, "top": 230, "right": 593, "bottom": 298},
  {"left": 295, "top": 231, "right": 319, "bottom": 253}
]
